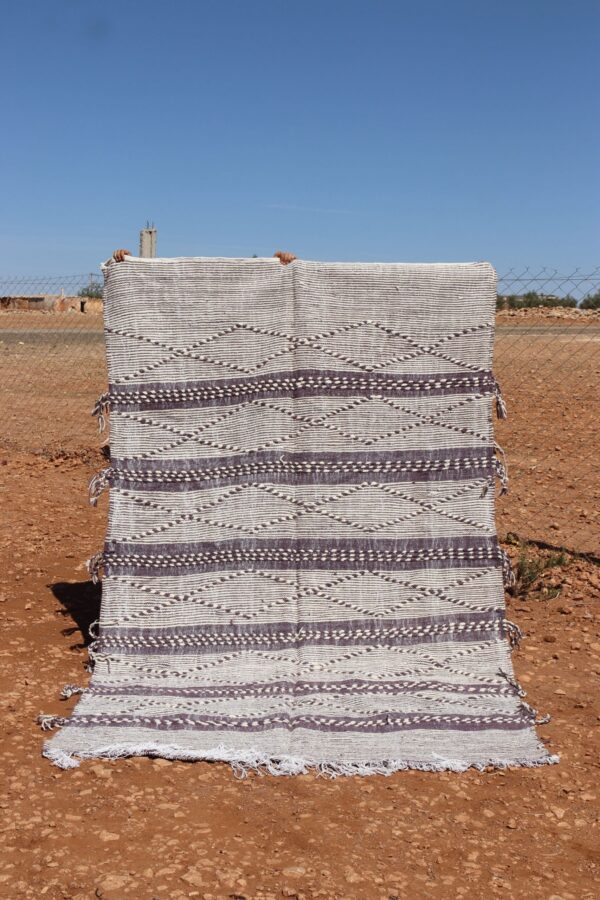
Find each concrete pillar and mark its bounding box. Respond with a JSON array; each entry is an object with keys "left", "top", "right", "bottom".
[{"left": 139, "top": 225, "right": 157, "bottom": 258}]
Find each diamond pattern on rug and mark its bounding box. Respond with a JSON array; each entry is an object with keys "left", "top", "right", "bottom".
[{"left": 42, "top": 258, "right": 556, "bottom": 775}]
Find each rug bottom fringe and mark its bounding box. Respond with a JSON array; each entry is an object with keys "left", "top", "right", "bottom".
[{"left": 42, "top": 742, "right": 559, "bottom": 777}]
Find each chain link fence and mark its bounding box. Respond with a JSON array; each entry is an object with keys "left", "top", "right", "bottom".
[
  {"left": 0, "top": 273, "right": 107, "bottom": 457},
  {"left": 494, "top": 268, "right": 599, "bottom": 558},
  {"left": 1, "top": 267, "right": 598, "bottom": 555}
]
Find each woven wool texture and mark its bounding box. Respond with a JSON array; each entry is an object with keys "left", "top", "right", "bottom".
[{"left": 43, "top": 256, "right": 557, "bottom": 774}]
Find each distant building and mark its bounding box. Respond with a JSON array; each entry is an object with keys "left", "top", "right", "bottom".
[{"left": 0, "top": 294, "right": 103, "bottom": 313}]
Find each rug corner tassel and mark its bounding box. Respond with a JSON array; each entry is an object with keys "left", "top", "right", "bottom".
[
  {"left": 37, "top": 714, "right": 68, "bottom": 732},
  {"left": 498, "top": 670, "right": 552, "bottom": 727},
  {"left": 42, "top": 746, "right": 81, "bottom": 769}
]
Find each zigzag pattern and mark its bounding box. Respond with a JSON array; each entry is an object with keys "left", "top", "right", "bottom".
[
  {"left": 110, "top": 394, "right": 492, "bottom": 461},
  {"left": 107, "top": 319, "right": 493, "bottom": 382}
]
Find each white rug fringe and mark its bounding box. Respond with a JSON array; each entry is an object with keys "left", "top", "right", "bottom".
[{"left": 42, "top": 741, "right": 559, "bottom": 777}]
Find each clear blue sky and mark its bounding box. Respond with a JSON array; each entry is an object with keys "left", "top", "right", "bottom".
[{"left": 2, "top": 0, "right": 598, "bottom": 275}]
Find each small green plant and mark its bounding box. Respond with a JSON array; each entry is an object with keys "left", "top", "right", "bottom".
[{"left": 509, "top": 541, "right": 569, "bottom": 599}]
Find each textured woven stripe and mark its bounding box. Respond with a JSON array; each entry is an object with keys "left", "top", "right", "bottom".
[
  {"left": 97, "top": 610, "right": 504, "bottom": 655},
  {"left": 102, "top": 537, "right": 503, "bottom": 575},
  {"left": 44, "top": 257, "right": 556, "bottom": 774},
  {"left": 107, "top": 369, "right": 497, "bottom": 410},
  {"left": 110, "top": 446, "right": 494, "bottom": 490},
  {"left": 86, "top": 679, "right": 513, "bottom": 698},
  {"left": 59, "top": 712, "right": 533, "bottom": 734}
]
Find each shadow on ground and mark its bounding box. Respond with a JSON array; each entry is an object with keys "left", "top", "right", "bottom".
[{"left": 51, "top": 580, "right": 102, "bottom": 648}]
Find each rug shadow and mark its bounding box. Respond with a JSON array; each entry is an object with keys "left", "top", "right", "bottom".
[{"left": 50, "top": 580, "right": 102, "bottom": 649}]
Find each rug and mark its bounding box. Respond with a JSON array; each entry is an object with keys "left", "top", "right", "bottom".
[{"left": 41, "top": 256, "right": 557, "bottom": 774}]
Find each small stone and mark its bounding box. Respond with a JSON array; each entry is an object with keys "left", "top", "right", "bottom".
[
  {"left": 97, "top": 875, "right": 131, "bottom": 891},
  {"left": 506, "top": 819, "right": 517, "bottom": 829},
  {"left": 543, "top": 635, "right": 557, "bottom": 643},
  {"left": 89, "top": 764, "right": 112, "bottom": 779},
  {"left": 214, "top": 868, "right": 243, "bottom": 885},
  {"left": 343, "top": 868, "right": 364, "bottom": 884},
  {"left": 98, "top": 831, "right": 119, "bottom": 842},
  {"left": 282, "top": 867, "right": 306, "bottom": 878},
  {"left": 181, "top": 869, "right": 205, "bottom": 888}
]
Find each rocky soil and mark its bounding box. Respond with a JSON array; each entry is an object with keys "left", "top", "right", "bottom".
[
  {"left": 1, "top": 310, "right": 598, "bottom": 898},
  {"left": 496, "top": 306, "right": 600, "bottom": 321},
  {"left": 0, "top": 451, "right": 599, "bottom": 899}
]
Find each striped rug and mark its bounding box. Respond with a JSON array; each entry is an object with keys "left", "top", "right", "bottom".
[{"left": 42, "top": 257, "right": 557, "bottom": 774}]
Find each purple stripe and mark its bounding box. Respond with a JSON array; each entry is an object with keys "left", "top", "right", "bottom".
[
  {"left": 97, "top": 612, "right": 503, "bottom": 655},
  {"left": 113, "top": 447, "right": 492, "bottom": 471},
  {"left": 103, "top": 536, "right": 502, "bottom": 576},
  {"left": 88, "top": 678, "right": 512, "bottom": 699},
  {"left": 110, "top": 446, "right": 494, "bottom": 491},
  {"left": 108, "top": 369, "right": 496, "bottom": 411},
  {"left": 65, "top": 711, "right": 533, "bottom": 734}
]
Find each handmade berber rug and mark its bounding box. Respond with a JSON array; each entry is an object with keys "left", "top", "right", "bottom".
[{"left": 42, "top": 256, "right": 557, "bottom": 774}]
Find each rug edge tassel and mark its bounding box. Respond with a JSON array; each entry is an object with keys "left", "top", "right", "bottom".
[
  {"left": 89, "top": 467, "right": 113, "bottom": 506},
  {"left": 91, "top": 392, "right": 111, "bottom": 434},
  {"left": 41, "top": 742, "right": 560, "bottom": 776},
  {"left": 493, "top": 375, "right": 508, "bottom": 419},
  {"left": 498, "top": 668, "right": 553, "bottom": 728},
  {"left": 86, "top": 551, "right": 105, "bottom": 584},
  {"left": 60, "top": 684, "right": 86, "bottom": 700},
  {"left": 493, "top": 454, "right": 509, "bottom": 495},
  {"left": 500, "top": 547, "right": 516, "bottom": 589}
]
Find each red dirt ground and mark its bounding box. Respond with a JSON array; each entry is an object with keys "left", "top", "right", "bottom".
[{"left": 0, "top": 310, "right": 599, "bottom": 898}]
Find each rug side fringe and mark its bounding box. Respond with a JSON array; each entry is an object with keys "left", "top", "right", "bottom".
[
  {"left": 493, "top": 375, "right": 508, "bottom": 420},
  {"left": 88, "top": 466, "right": 113, "bottom": 506},
  {"left": 91, "top": 392, "right": 110, "bottom": 433},
  {"left": 42, "top": 741, "right": 559, "bottom": 777}
]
